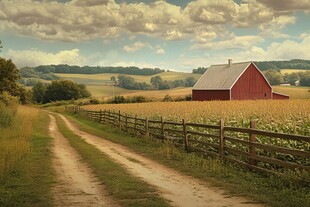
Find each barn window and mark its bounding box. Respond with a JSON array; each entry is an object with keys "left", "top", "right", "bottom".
[{"left": 265, "top": 93, "right": 267, "bottom": 97}]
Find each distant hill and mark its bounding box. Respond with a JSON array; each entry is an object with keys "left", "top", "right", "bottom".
[{"left": 253, "top": 59, "right": 310, "bottom": 71}]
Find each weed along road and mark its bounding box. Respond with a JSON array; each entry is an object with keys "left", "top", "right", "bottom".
[
  {"left": 48, "top": 115, "right": 118, "bottom": 207},
  {"left": 59, "top": 114, "right": 264, "bottom": 207}
]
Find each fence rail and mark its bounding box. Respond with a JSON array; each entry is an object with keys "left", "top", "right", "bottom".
[{"left": 66, "top": 106, "right": 310, "bottom": 175}]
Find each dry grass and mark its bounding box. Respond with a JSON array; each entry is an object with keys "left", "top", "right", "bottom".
[{"left": 0, "top": 106, "right": 39, "bottom": 176}]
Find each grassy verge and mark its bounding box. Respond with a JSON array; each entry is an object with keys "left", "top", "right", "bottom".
[
  {"left": 55, "top": 115, "right": 170, "bottom": 207},
  {"left": 64, "top": 112, "right": 310, "bottom": 207},
  {"left": 0, "top": 107, "right": 54, "bottom": 206}
]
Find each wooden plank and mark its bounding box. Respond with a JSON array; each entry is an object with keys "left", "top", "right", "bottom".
[
  {"left": 164, "top": 121, "right": 183, "bottom": 126},
  {"left": 249, "top": 154, "right": 309, "bottom": 170},
  {"left": 224, "top": 146, "right": 249, "bottom": 157},
  {"left": 188, "top": 138, "right": 219, "bottom": 149},
  {"left": 187, "top": 130, "right": 219, "bottom": 139},
  {"left": 149, "top": 120, "right": 162, "bottom": 124},
  {"left": 225, "top": 126, "right": 310, "bottom": 142},
  {"left": 249, "top": 129, "right": 310, "bottom": 142},
  {"left": 149, "top": 126, "right": 161, "bottom": 130},
  {"left": 225, "top": 136, "right": 249, "bottom": 145},
  {"left": 251, "top": 142, "right": 310, "bottom": 158},
  {"left": 187, "top": 122, "right": 219, "bottom": 129},
  {"left": 165, "top": 128, "right": 183, "bottom": 134}
]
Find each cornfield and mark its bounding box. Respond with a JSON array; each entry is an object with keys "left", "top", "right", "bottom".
[{"left": 84, "top": 100, "right": 310, "bottom": 136}]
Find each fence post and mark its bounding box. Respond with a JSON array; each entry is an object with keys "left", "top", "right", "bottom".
[
  {"left": 249, "top": 120, "right": 257, "bottom": 166},
  {"left": 145, "top": 117, "right": 149, "bottom": 137},
  {"left": 118, "top": 111, "right": 121, "bottom": 129},
  {"left": 99, "top": 110, "right": 102, "bottom": 123},
  {"left": 134, "top": 115, "right": 137, "bottom": 130},
  {"left": 182, "top": 119, "right": 188, "bottom": 152},
  {"left": 125, "top": 115, "right": 128, "bottom": 132},
  {"left": 219, "top": 119, "right": 225, "bottom": 157},
  {"left": 161, "top": 117, "right": 164, "bottom": 138}
]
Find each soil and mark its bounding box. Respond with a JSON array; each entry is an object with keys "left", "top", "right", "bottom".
[
  {"left": 48, "top": 114, "right": 119, "bottom": 207},
  {"left": 59, "top": 114, "right": 264, "bottom": 207}
]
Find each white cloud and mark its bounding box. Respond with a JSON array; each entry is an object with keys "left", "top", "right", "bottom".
[
  {"left": 123, "top": 41, "right": 147, "bottom": 52},
  {"left": 259, "top": 15, "right": 296, "bottom": 38},
  {"left": 155, "top": 48, "right": 165, "bottom": 55},
  {"left": 6, "top": 48, "right": 85, "bottom": 68},
  {"left": 191, "top": 35, "right": 263, "bottom": 50},
  {"left": 0, "top": 0, "right": 301, "bottom": 42}
]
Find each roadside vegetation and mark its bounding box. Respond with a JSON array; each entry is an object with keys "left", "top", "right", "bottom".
[
  {"left": 0, "top": 103, "right": 54, "bottom": 206},
  {"left": 55, "top": 115, "right": 170, "bottom": 207},
  {"left": 60, "top": 112, "right": 310, "bottom": 207}
]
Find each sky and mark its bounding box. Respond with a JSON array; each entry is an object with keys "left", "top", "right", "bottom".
[{"left": 0, "top": 0, "right": 309, "bottom": 72}]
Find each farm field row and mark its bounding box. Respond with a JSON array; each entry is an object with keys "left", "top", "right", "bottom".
[{"left": 83, "top": 99, "right": 310, "bottom": 136}]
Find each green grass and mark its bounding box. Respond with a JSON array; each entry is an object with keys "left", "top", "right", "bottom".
[
  {"left": 0, "top": 111, "right": 55, "bottom": 206},
  {"left": 55, "top": 115, "right": 170, "bottom": 207},
  {"left": 63, "top": 112, "right": 310, "bottom": 207},
  {"left": 272, "top": 85, "right": 310, "bottom": 99}
]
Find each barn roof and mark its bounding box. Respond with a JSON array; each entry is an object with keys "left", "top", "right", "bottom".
[{"left": 192, "top": 61, "right": 252, "bottom": 90}]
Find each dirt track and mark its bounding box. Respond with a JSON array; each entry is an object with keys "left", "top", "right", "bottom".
[
  {"left": 49, "top": 114, "right": 118, "bottom": 207},
  {"left": 59, "top": 114, "right": 264, "bottom": 207}
]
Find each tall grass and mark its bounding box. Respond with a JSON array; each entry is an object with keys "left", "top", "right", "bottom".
[
  {"left": 0, "top": 104, "right": 38, "bottom": 178},
  {"left": 0, "top": 104, "right": 54, "bottom": 206}
]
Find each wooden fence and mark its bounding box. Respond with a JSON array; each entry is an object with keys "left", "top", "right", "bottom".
[{"left": 66, "top": 106, "right": 310, "bottom": 175}]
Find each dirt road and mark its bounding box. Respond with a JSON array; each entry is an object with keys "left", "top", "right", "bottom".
[
  {"left": 49, "top": 114, "right": 118, "bottom": 207},
  {"left": 60, "top": 114, "right": 264, "bottom": 207}
]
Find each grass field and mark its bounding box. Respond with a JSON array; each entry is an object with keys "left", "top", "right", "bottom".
[
  {"left": 57, "top": 71, "right": 201, "bottom": 84},
  {"left": 273, "top": 86, "right": 310, "bottom": 99},
  {"left": 280, "top": 69, "right": 309, "bottom": 74}
]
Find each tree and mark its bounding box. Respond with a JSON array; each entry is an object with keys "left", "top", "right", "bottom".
[
  {"left": 284, "top": 72, "right": 300, "bottom": 85},
  {"left": 110, "top": 76, "right": 116, "bottom": 82},
  {"left": 192, "top": 67, "right": 207, "bottom": 74},
  {"left": 0, "top": 57, "right": 20, "bottom": 96},
  {"left": 77, "top": 84, "right": 91, "bottom": 98},
  {"left": 300, "top": 71, "right": 310, "bottom": 86},
  {"left": 185, "top": 77, "right": 196, "bottom": 87},
  {"left": 43, "top": 80, "right": 82, "bottom": 103},
  {"left": 150, "top": 76, "right": 163, "bottom": 89},
  {"left": 32, "top": 82, "right": 47, "bottom": 103},
  {"left": 263, "top": 69, "right": 284, "bottom": 85}
]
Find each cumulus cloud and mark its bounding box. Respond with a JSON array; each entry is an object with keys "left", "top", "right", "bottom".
[
  {"left": 191, "top": 35, "right": 263, "bottom": 50},
  {"left": 6, "top": 48, "right": 85, "bottom": 68},
  {"left": 123, "top": 41, "right": 147, "bottom": 52},
  {"left": 257, "top": 0, "right": 310, "bottom": 12},
  {"left": 259, "top": 15, "right": 296, "bottom": 38},
  {"left": 0, "top": 0, "right": 302, "bottom": 42}
]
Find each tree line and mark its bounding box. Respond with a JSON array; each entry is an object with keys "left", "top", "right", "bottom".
[
  {"left": 30, "top": 64, "right": 165, "bottom": 75},
  {"left": 192, "top": 59, "right": 310, "bottom": 74},
  {"left": 116, "top": 75, "right": 197, "bottom": 90},
  {"left": 264, "top": 69, "right": 310, "bottom": 86}
]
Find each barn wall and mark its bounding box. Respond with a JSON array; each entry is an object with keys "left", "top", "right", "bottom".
[
  {"left": 272, "top": 92, "right": 289, "bottom": 100},
  {"left": 192, "top": 90, "right": 230, "bottom": 101},
  {"left": 231, "top": 64, "right": 272, "bottom": 100}
]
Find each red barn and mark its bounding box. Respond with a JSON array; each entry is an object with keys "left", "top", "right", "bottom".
[{"left": 192, "top": 60, "right": 289, "bottom": 101}]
